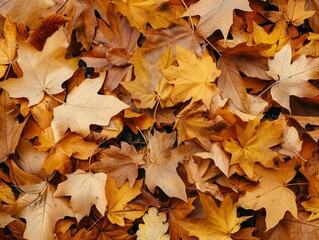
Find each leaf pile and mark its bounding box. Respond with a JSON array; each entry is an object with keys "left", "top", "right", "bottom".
[{"left": 1, "top": 0, "right": 319, "bottom": 239}]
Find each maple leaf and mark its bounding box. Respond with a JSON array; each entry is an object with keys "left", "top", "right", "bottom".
[
  {"left": 168, "top": 197, "right": 196, "bottom": 239},
  {"left": 113, "top": 0, "right": 174, "bottom": 33},
  {"left": 16, "top": 139, "right": 47, "bottom": 178},
  {"left": 0, "top": 91, "right": 26, "bottom": 163},
  {"left": 266, "top": 42, "right": 319, "bottom": 112},
  {"left": 136, "top": 207, "right": 170, "bottom": 240},
  {"left": 252, "top": 18, "right": 289, "bottom": 57},
  {"left": 53, "top": 0, "right": 110, "bottom": 50},
  {"left": 183, "top": 0, "right": 252, "bottom": 39},
  {"left": 14, "top": 182, "right": 74, "bottom": 240},
  {"left": 106, "top": 177, "right": 145, "bottom": 226},
  {"left": 27, "top": 13, "right": 70, "bottom": 51},
  {"left": 144, "top": 129, "right": 188, "bottom": 201},
  {"left": 174, "top": 101, "right": 217, "bottom": 145},
  {"left": 96, "top": 142, "right": 145, "bottom": 188},
  {"left": 0, "top": 0, "right": 55, "bottom": 27},
  {"left": 51, "top": 72, "right": 129, "bottom": 141},
  {"left": 238, "top": 161, "right": 298, "bottom": 231},
  {"left": 0, "top": 179, "right": 15, "bottom": 204},
  {"left": 162, "top": 45, "right": 220, "bottom": 108},
  {"left": 224, "top": 116, "right": 285, "bottom": 179},
  {"left": 301, "top": 198, "right": 319, "bottom": 221},
  {"left": 195, "top": 143, "right": 230, "bottom": 177},
  {"left": 184, "top": 156, "right": 223, "bottom": 200},
  {"left": 0, "top": 27, "right": 78, "bottom": 107},
  {"left": 7, "top": 162, "right": 73, "bottom": 240},
  {"left": 122, "top": 46, "right": 174, "bottom": 109},
  {"left": 0, "top": 14, "right": 17, "bottom": 78},
  {"left": 177, "top": 193, "right": 247, "bottom": 239},
  {"left": 307, "top": 0, "right": 319, "bottom": 32},
  {"left": 53, "top": 169, "right": 107, "bottom": 221},
  {"left": 141, "top": 24, "right": 202, "bottom": 64},
  {"left": 42, "top": 133, "right": 97, "bottom": 175},
  {"left": 217, "top": 44, "right": 270, "bottom": 112},
  {"left": 280, "top": 0, "right": 315, "bottom": 26}
]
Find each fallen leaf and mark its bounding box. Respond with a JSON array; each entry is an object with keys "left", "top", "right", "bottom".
[
  {"left": 106, "top": 177, "right": 145, "bottom": 226},
  {"left": 13, "top": 182, "right": 74, "bottom": 240},
  {"left": 42, "top": 133, "right": 97, "bottom": 175},
  {"left": 96, "top": 141, "right": 145, "bottom": 187},
  {"left": 0, "top": 179, "right": 15, "bottom": 204},
  {"left": 113, "top": 0, "right": 174, "bottom": 33},
  {"left": 0, "top": 91, "right": 26, "bottom": 163},
  {"left": 266, "top": 42, "right": 319, "bottom": 112},
  {"left": 137, "top": 207, "right": 170, "bottom": 240},
  {"left": 238, "top": 161, "right": 298, "bottom": 231},
  {"left": 183, "top": 0, "right": 252, "bottom": 39},
  {"left": 144, "top": 129, "right": 188, "bottom": 201},
  {"left": 0, "top": 27, "right": 78, "bottom": 107},
  {"left": 184, "top": 156, "right": 222, "bottom": 200},
  {"left": 0, "top": 14, "right": 17, "bottom": 78},
  {"left": 0, "top": 0, "right": 55, "bottom": 27},
  {"left": 53, "top": 169, "right": 107, "bottom": 221},
  {"left": 162, "top": 45, "right": 220, "bottom": 108},
  {"left": 177, "top": 193, "right": 247, "bottom": 239},
  {"left": 224, "top": 116, "right": 285, "bottom": 178},
  {"left": 51, "top": 72, "right": 129, "bottom": 141},
  {"left": 278, "top": 125, "right": 303, "bottom": 158}
]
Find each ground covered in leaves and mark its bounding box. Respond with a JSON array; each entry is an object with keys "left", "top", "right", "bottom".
[{"left": 1, "top": 0, "right": 319, "bottom": 239}]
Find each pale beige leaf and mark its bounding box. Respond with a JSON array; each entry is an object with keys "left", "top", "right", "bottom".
[
  {"left": 266, "top": 42, "right": 319, "bottom": 112},
  {"left": 195, "top": 143, "right": 230, "bottom": 177},
  {"left": 183, "top": 0, "right": 252, "bottom": 39},
  {"left": 238, "top": 162, "right": 298, "bottom": 231},
  {"left": 137, "top": 207, "right": 170, "bottom": 240},
  {"left": 53, "top": 169, "right": 107, "bottom": 221},
  {"left": 16, "top": 139, "right": 47, "bottom": 178},
  {"left": 0, "top": 27, "right": 78, "bottom": 107},
  {"left": 144, "top": 130, "right": 188, "bottom": 201},
  {"left": 51, "top": 72, "right": 129, "bottom": 141},
  {"left": 15, "top": 182, "right": 74, "bottom": 240},
  {"left": 279, "top": 126, "right": 303, "bottom": 158},
  {"left": 0, "top": 0, "right": 54, "bottom": 27}
]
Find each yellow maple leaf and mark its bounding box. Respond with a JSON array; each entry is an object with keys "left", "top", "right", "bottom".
[
  {"left": 224, "top": 116, "right": 285, "bottom": 178},
  {"left": 0, "top": 14, "right": 17, "bottom": 78},
  {"left": 174, "top": 101, "right": 217, "bottom": 145},
  {"left": 122, "top": 46, "right": 174, "bottom": 109},
  {"left": 281, "top": 0, "right": 315, "bottom": 26},
  {"left": 162, "top": 45, "right": 220, "bottom": 108},
  {"left": 106, "top": 177, "right": 145, "bottom": 226},
  {"left": 113, "top": 0, "right": 174, "bottom": 33},
  {"left": 177, "top": 193, "right": 247, "bottom": 240},
  {"left": 238, "top": 161, "right": 298, "bottom": 231},
  {"left": 252, "top": 18, "right": 289, "bottom": 57},
  {"left": 42, "top": 133, "right": 97, "bottom": 175}
]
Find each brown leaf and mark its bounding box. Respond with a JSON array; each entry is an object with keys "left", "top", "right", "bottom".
[{"left": 97, "top": 142, "right": 145, "bottom": 187}]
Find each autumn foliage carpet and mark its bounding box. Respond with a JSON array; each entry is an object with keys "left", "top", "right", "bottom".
[{"left": 1, "top": 0, "right": 319, "bottom": 239}]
